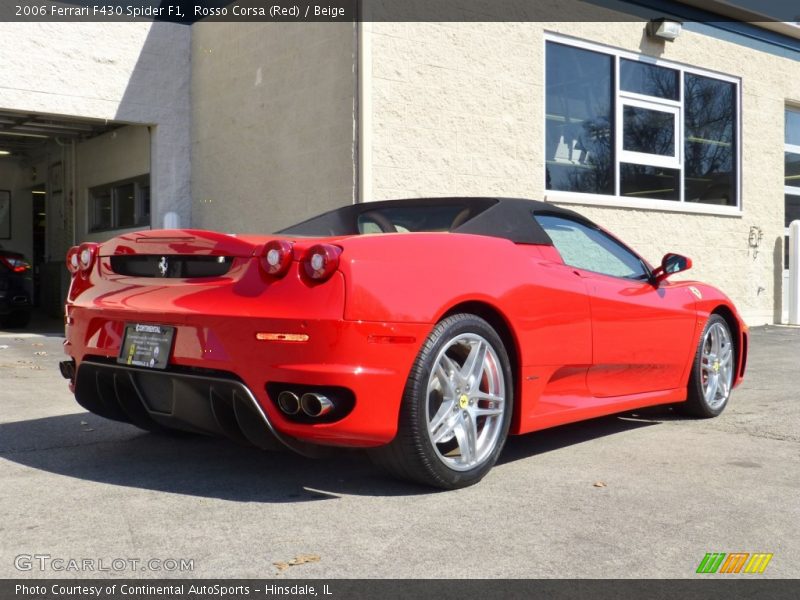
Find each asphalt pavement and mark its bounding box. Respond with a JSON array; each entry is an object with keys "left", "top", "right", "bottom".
[{"left": 0, "top": 318, "right": 797, "bottom": 578}]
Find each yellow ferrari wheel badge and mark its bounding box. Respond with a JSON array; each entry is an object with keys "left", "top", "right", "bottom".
[{"left": 459, "top": 394, "right": 469, "bottom": 409}]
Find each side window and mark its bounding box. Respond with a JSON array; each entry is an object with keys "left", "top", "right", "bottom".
[{"left": 535, "top": 214, "right": 649, "bottom": 280}]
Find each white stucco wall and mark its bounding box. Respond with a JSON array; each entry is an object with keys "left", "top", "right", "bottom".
[
  {"left": 364, "top": 15, "right": 799, "bottom": 325},
  {"left": 0, "top": 21, "right": 192, "bottom": 247},
  {"left": 0, "top": 160, "right": 31, "bottom": 258},
  {"left": 77, "top": 125, "right": 151, "bottom": 244}
]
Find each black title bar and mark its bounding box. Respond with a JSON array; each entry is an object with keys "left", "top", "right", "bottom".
[
  {"left": 3, "top": 579, "right": 800, "bottom": 600},
  {"left": 2, "top": 0, "right": 800, "bottom": 23}
]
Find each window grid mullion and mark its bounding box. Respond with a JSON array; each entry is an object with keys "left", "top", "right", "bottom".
[
  {"left": 786, "top": 143, "right": 800, "bottom": 154},
  {"left": 679, "top": 68, "right": 685, "bottom": 203},
  {"left": 111, "top": 186, "right": 118, "bottom": 229},
  {"left": 614, "top": 54, "right": 620, "bottom": 198}
]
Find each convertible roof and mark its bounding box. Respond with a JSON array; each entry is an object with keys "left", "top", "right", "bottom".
[{"left": 278, "top": 197, "right": 588, "bottom": 244}]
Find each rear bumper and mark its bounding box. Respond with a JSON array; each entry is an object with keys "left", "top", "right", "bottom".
[
  {"left": 74, "top": 359, "right": 297, "bottom": 452},
  {"left": 64, "top": 306, "right": 430, "bottom": 447}
]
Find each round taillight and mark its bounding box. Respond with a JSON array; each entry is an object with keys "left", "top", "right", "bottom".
[
  {"left": 261, "top": 240, "right": 293, "bottom": 277},
  {"left": 66, "top": 247, "right": 80, "bottom": 274},
  {"left": 303, "top": 244, "right": 341, "bottom": 281},
  {"left": 78, "top": 243, "right": 97, "bottom": 273}
]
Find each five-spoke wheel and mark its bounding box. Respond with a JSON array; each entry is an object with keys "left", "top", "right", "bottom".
[
  {"left": 370, "top": 313, "right": 513, "bottom": 489},
  {"left": 426, "top": 333, "right": 506, "bottom": 471},
  {"left": 681, "top": 314, "right": 735, "bottom": 418}
]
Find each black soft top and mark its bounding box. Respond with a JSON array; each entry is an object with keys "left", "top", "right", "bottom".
[{"left": 278, "top": 197, "right": 587, "bottom": 245}]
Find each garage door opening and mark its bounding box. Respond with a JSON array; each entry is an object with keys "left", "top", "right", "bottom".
[{"left": 0, "top": 109, "right": 151, "bottom": 319}]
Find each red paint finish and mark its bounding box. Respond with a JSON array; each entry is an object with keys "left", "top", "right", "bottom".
[
  {"left": 582, "top": 273, "right": 697, "bottom": 397},
  {"left": 64, "top": 223, "right": 747, "bottom": 448}
]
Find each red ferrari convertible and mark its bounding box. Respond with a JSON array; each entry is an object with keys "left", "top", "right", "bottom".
[{"left": 61, "top": 198, "right": 747, "bottom": 488}]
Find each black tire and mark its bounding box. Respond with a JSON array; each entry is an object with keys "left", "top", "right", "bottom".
[
  {"left": 678, "top": 314, "right": 735, "bottom": 418},
  {"left": 370, "top": 313, "right": 513, "bottom": 489}
]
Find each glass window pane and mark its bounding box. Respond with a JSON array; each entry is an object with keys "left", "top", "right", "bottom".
[
  {"left": 786, "top": 152, "right": 800, "bottom": 187},
  {"left": 786, "top": 108, "right": 800, "bottom": 146},
  {"left": 536, "top": 214, "right": 648, "bottom": 279},
  {"left": 138, "top": 185, "right": 151, "bottom": 225},
  {"left": 623, "top": 106, "right": 675, "bottom": 156},
  {"left": 620, "top": 163, "right": 680, "bottom": 201},
  {"left": 115, "top": 183, "right": 136, "bottom": 228},
  {"left": 545, "top": 42, "right": 614, "bottom": 195},
  {"left": 786, "top": 194, "right": 800, "bottom": 228},
  {"left": 91, "top": 189, "right": 112, "bottom": 231},
  {"left": 620, "top": 59, "right": 679, "bottom": 100},
  {"left": 684, "top": 73, "right": 737, "bottom": 206}
]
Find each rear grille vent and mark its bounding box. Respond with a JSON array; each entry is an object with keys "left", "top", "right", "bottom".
[{"left": 109, "top": 255, "right": 233, "bottom": 278}]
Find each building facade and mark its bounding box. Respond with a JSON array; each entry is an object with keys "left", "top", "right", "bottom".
[{"left": 0, "top": 21, "right": 190, "bottom": 311}]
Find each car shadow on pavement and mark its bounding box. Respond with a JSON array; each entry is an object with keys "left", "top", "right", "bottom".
[
  {"left": 1, "top": 407, "right": 682, "bottom": 501},
  {"left": 0, "top": 311, "right": 64, "bottom": 338},
  {"left": 0, "top": 412, "right": 433, "bottom": 501},
  {"left": 498, "top": 409, "right": 668, "bottom": 465}
]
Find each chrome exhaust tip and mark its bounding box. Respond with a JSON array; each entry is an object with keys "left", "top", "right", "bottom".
[
  {"left": 59, "top": 360, "right": 75, "bottom": 381},
  {"left": 300, "top": 393, "right": 334, "bottom": 417},
  {"left": 277, "top": 391, "right": 301, "bottom": 415}
]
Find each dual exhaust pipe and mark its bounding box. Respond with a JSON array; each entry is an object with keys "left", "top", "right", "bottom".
[{"left": 277, "top": 391, "right": 333, "bottom": 418}]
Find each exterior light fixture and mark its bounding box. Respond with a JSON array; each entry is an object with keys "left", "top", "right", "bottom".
[
  {"left": 0, "top": 150, "right": 10, "bottom": 156},
  {"left": 647, "top": 18, "right": 682, "bottom": 41}
]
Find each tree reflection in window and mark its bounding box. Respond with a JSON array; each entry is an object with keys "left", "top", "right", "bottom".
[
  {"left": 620, "top": 58, "right": 679, "bottom": 100},
  {"left": 623, "top": 106, "right": 675, "bottom": 157},
  {"left": 684, "top": 74, "right": 736, "bottom": 206},
  {"left": 545, "top": 40, "right": 738, "bottom": 207},
  {"left": 545, "top": 43, "right": 614, "bottom": 195}
]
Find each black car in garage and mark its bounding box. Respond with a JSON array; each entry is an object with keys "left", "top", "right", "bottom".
[{"left": 0, "top": 248, "right": 32, "bottom": 328}]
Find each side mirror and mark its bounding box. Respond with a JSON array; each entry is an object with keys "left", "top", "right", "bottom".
[{"left": 653, "top": 253, "right": 692, "bottom": 284}]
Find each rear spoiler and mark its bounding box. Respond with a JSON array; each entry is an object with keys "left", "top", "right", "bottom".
[{"left": 98, "top": 229, "right": 261, "bottom": 257}]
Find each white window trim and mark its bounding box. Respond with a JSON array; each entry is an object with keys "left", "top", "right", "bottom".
[
  {"left": 785, "top": 187, "right": 800, "bottom": 250},
  {"left": 544, "top": 32, "right": 742, "bottom": 217},
  {"left": 617, "top": 98, "right": 681, "bottom": 169},
  {"left": 786, "top": 143, "right": 800, "bottom": 188},
  {"left": 544, "top": 191, "right": 742, "bottom": 217}
]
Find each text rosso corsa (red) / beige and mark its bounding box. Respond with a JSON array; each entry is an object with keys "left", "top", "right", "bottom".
[{"left": 194, "top": 5, "right": 347, "bottom": 18}]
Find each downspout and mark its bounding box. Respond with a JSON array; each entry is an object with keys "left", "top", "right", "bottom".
[
  {"left": 357, "top": 14, "right": 372, "bottom": 202},
  {"left": 71, "top": 139, "right": 77, "bottom": 246}
]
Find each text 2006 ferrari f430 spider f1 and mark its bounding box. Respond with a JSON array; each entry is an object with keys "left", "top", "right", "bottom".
[{"left": 61, "top": 198, "right": 747, "bottom": 488}]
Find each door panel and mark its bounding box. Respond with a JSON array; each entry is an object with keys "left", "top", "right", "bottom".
[
  {"left": 534, "top": 212, "right": 698, "bottom": 399},
  {"left": 516, "top": 245, "right": 593, "bottom": 368},
  {"left": 511, "top": 245, "right": 593, "bottom": 431},
  {"left": 582, "top": 272, "right": 697, "bottom": 397}
]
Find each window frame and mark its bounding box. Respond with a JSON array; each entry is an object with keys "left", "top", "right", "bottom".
[
  {"left": 88, "top": 174, "right": 151, "bottom": 233},
  {"left": 617, "top": 97, "right": 681, "bottom": 170},
  {"left": 543, "top": 33, "right": 742, "bottom": 216},
  {"left": 785, "top": 106, "right": 800, "bottom": 270}
]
